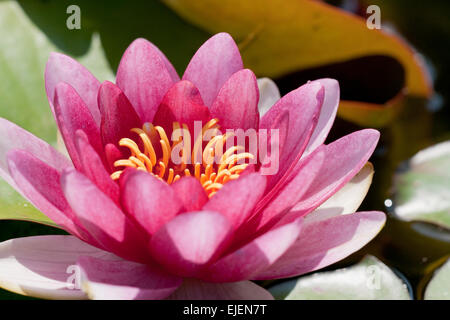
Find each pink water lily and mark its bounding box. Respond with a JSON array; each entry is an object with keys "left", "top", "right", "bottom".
[{"left": 0, "top": 33, "right": 385, "bottom": 300}]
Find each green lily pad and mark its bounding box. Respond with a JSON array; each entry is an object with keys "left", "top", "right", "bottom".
[
  {"left": 17, "top": 0, "right": 210, "bottom": 74},
  {"left": 392, "top": 141, "right": 450, "bottom": 229},
  {"left": 424, "top": 258, "right": 450, "bottom": 300},
  {"left": 0, "top": 1, "right": 114, "bottom": 143},
  {"left": 268, "top": 255, "right": 411, "bottom": 300}
]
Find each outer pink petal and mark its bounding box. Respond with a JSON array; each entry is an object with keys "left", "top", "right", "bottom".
[
  {"left": 249, "top": 147, "right": 325, "bottom": 234},
  {"left": 259, "top": 81, "right": 324, "bottom": 190},
  {"left": 171, "top": 176, "right": 208, "bottom": 211},
  {"left": 119, "top": 170, "right": 182, "bottom": 235},
  {"left": 8, "top": 150, "right": 71, "bottom": 215},
  {"left": 98, "top": 81, "right": 142, "bottom": 147},
  {"left": 0, "top": 235, "right": 117, "bottom": 300},
  {"left": 293, "top": 129, "right": 380, "bottom": 214},
  {"left": 61, "top": 169, "right": 149, "bottom": 263},
  {"left": 54, "top": 82, "right": 102, "bottom": 170},
  {"left": 116, "top": 38, "right": 175, "bottom": 122},
  {"left": 303, "top": 78, "right": 340, "bottom": 156},
  {"left": 168, "top": 279, "right": 273, "bottom": 300},
  {"left": 304, "top": 162, "right": 375, "bottom": 223},
  {"left": 75, "top": 131, "right": 119, "bottom": 204},
  {"left": 0, "top": 118, "right": 71, "bottom": 188},
  {"left": 200, "top": 217, "right": 302, "bottom": 282},
  {"left": 45, "top": 52, "right": 101, "bottom": 124},
  {"left": 77, "top": 256, "right": 182, "bottom": 300},
  {"left": 7, "top": 150, "right": 96, "bottom": 244},
  {"left": 182, "top": 33, "right": 243, "bottom": 107},
  {"left": 149, "top": 211, "right": 233, "bottom": 277},
  {"left": 203, "top": 173, "right": 266, "bottom": 229},
  {"left": 253, "top": 211, "right": 386, "bottom": 280},
  {"left": 152, "top": 80, "right": 210, "bottom": 134},
  {"left": 210, "top": 69, "right": 259, "bottom": 130}
]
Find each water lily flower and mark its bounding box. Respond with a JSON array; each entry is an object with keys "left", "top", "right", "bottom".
[{"left": 0, "top": 33, "right": 385, "bottom": 300}]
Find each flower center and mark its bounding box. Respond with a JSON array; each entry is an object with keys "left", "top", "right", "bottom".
[{"left": 110, "top": 119, "right": 254, "bottom": 197}]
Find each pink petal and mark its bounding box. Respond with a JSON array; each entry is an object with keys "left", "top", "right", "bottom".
[
  {"left": 293, "top": 129, "right": 380, "bottom": 214},
  {"left": 54, "top": 82, "right": 102, "bottom": 169},
  {"left": 75, "top": 131, "right": 119, "bottom": 204},
  {"left": 119, "top": 170, "right": 182, "bottom": 235},
  {"left": 253, "top": 211, "right": 386, "bottom": 280},
  {"left": 0, "top": 118, "right": 71, "bottom": 189},
  {"left": 152, "top": 80, "right": 210, "bottom": 134},
  {"left": 149, "top": 211, "right": 233, "bottom": 277},
  {"left": 305, "top": 162, "right": 374, "bottom": 223},
  {"left": 104, "top": 143, "right": 123, "bottom": 172},
  {"left": 77, "top": 256, "right": 182, "bottom": 300},
  {"left": 171, "top": 176, "right": 208, "bottom": 211},
  {"left": 200, "top": 218, "right": 302, "bottom": 282},
  {"left": 250, "top": 146, "right": 325, "bottom": 234},
  {"left": 168, "top": 279, "right": 273, "bottom": 300},
  {"left": 182, "top": 33, "right": 243, "bottom": 107},
  {"left": 147, "top": 42, "right": 180, "bottom": 83},
  {"left": 61, "top": 169, "right": 149, "bottom": 263},
  {"left": 203, "top": 173, "right": 266, "bottom": 229},
  {"left": 259, "top": 81, "right": 324, "bottom": 190},
  {"left": 303, "top": 79, "right": 340, "bottom": 156},
  {"left": 258, "top": 110, "right": 289, "bottom": 175},
  {"left": 7, "top": 150, "right": 95, "bottom": 243},
  {"left": 210, "top": 69, "right": 259, "bottom": 130},
  {"left": 98, "top": 81, "right": 142, "bottom": 147},
  {"left": 116, "top": 38, "right": 175, "bottom": 122},
  {"left": 0, "top": 235, "right": 117, "bottom": 300},
  {"left": 45, "top": 52, "right": 101, "bottom": 124}
]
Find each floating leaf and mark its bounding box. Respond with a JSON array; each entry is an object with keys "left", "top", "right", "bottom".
[
  {"left": 0, "top": 1, "right": 114, "bottom": 143},
  {"left": 163, "top": 0, "right": 432, "bottom": 127},
  {"left": 424, "top": 258, "right": 450, "bottom": 300},
  {"left": 392, "top": 141, "right": 450, "bottom": 229},
  {"left": 269, "top": 255, "right": 411, "bottom": 300},
  {"left": 17, "top": 0, "right": 210, "bottom": 74}
]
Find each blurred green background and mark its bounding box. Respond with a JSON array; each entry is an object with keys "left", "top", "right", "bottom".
[{"left": 0, "top": 0, "right": 448, "bottom": 299}]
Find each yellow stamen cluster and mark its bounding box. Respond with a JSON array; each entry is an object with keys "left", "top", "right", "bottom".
[{"left": 111, "top": 119, "right": 254, "bottom": 197}]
